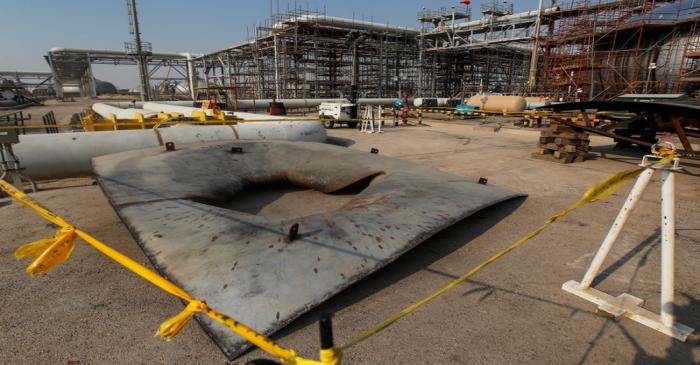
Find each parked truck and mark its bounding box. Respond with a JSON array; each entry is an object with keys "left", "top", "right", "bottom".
[{"left": 318, "top": 102, "right": 358, "bottom": 128}]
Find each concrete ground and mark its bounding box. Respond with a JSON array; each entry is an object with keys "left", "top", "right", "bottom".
[{"left": 1, "top": 114, "right": 699, "bottom": 364}]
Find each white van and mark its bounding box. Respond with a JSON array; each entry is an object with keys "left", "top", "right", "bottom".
[{"left": 318, "top": 102, "right": 358, "bottom": 128}]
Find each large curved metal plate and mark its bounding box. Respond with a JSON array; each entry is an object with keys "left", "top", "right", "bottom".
[{"left": 93, "top": 141, "right": 523, "bottom": 358}]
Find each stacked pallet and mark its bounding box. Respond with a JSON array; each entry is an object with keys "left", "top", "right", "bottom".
[{"left": 532, "top": 124, "right": 590, "bottom": 163}]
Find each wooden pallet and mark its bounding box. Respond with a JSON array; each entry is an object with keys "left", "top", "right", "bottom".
[{"left": 534, "top": 125, "right": 590, "bottom": 163}]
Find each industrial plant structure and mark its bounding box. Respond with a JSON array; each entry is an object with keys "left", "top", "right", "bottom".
[
  {"left": 195, "top": 0, "right": 700, "bottom": 103},
  {"left": 8, "top": 0, "right": 696, "bottom": 103}
]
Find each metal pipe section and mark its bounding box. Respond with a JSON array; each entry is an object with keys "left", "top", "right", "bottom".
[
  {"left": 233, "top": 98, "right": 401, "bottom": 110},
  {"left": 448, "top": 7, "right": 561, "bottom": 32},
  {"left": 578, "top": 168, "right": 655, "bottom": 289},
  {"left": 273, "top": 33, "right": 281, "bottom": 99},
  {"left": 48, "top": 47, "right": 203, "bottom": 60},
  {"left": 142, "top": 102, "right": 215, "bottom": 116},
  {"left": 104, "top": 100, "right": 194, "bottom": 108},
  {"left": 13, "top": 123, "right": 326, "bottom": 180},
  {"left": 660, "top": 168, "right": 676, "bottom": 327},
  {"left": 184, "top": 53, "right": 197, "bottom": 101},
  {"left": 527, "top": 0, "right": 545, "bottom": 91},
  {"left": 127, "top": 0, "right": 150, "bottom": 101},
  {"left": 92, "top": 103, "right": 158, "bottom": 119},
  {"left": 278, "top": 14, "right": 419, "bottom": 35},
  {"left": 110, "top": 98, "right": 404, "bottom": 111}
]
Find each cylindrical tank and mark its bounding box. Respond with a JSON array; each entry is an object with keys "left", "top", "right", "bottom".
[
  {"left": 466, "top": 95, "right": 526, "bottom": 112},
  {"left": 61, "top": 85, "right": 81, "bottom": 95},
  {"left": 13, "top": 123, "right": 326, "bottom": 180},
  {"left": 95, "top": 80, "right": 117, "bottom": 95},
  {"left": 655, "top": 33, "right": 698, "bottom": 91},
  {"left": 413, "top": 98, "right": 437, "bottom": 107}
]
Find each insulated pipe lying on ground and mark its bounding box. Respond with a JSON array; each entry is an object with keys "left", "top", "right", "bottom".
[
  {"left": 143, "top": 102, "right": 303, "bottom": 119},
  {"left": 232, "top": 98, "right": 345, "bottom": 110},
  {"left": 13, "top": 123, "right": 326, "bottom": 180},
  {"left": 142, "top": 102, "right": 214, "bottom": 116},
  {"left": 103, "top": 100, "right": 194, "bottom": 109},
  {"left": 92, "top": 103, "right": 158, "bottom": 119}
]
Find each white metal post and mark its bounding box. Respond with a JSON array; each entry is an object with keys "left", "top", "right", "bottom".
[
  {"left": 659, "top": 167, "right": 676, "bottom": 328},
  {"left": 578, "top": 168, "right": 655, "bottom": 288},
  {"left": 562, "top": 153, "right": 693, "bottom": 341}
]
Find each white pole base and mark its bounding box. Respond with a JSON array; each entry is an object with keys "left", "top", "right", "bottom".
[{"left": 562, "top": 280, "right": 694, "bottom": 341}]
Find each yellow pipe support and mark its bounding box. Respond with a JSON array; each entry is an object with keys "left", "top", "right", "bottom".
[
  {"left": 135, "top": 113, "right": 145, "bottom": 129},
  {"left": 109, "top": 114, "right": 118, "bottom": 131},
  {"left": 192, "top": 111, "right": 208, "bottom": 122}
]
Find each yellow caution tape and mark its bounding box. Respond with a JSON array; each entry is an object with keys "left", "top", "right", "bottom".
[
  {"left": 0, "top": 179, "right": 314, "bottom": 363},
  {"left": 15, "top": 226, "right": 77, "bottom": 275},
  {"left": 339, "top": 148, "right": 677, "bottom": 350},
  {"left": 0, "top": 145, "right": 679, "bottom": 364}
]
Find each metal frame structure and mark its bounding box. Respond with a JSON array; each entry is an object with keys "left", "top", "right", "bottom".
[
  {"left": 563, "top": 151, "right": 693, "bottom": 342},
  {"left": 0, "top": 71, "right": 54, "bottom": 97},
  {"left": 417, "top": 1, "right": 556, "bottom": 97},
  {"left": 540, "top": 0, "right": 700, "bottom": 101},
  {"left": 28, "top": 1, "right": 700, "bottom": 103},
  {"left": 197, "top": 8, "right": 420, "bottom": 104},
  {"left": 45, "top": 48, "right": 199, "bottom": 100}
]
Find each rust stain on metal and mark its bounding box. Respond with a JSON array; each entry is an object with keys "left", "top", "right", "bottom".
[{"left": 93, "top": 140, "right": 524, "bottom": 359}]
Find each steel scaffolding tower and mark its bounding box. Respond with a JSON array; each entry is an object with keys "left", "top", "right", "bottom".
[{"left": 540, "top": 0, "right": 700, "bottom": 100}]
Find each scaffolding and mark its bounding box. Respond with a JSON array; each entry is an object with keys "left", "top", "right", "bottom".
[
  {"left": 199, "top": 8, "right": 420, "bottom": 104},
  {"left": 540, "top": 0, "right": 700, "bottom": 100},
  {"left": 418, "top": 0, "right": 539, "bottom": 98},
  {"left": 192, "top": 1, "right": 700, "bottom": 104}
]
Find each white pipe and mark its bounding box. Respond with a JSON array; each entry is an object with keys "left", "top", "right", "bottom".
[
  {"left": 92, "top": 103, "right": 158, "bottom": 119},
  {"left": 13, "top": 123, "right": 326, "bottom": 180},
  {"left": 142, "top": 102, "right": 214, "bottom": 116},
  {"left": 104, "top": 100, "right": 194, "bottom": 108},
  {"left": 448, "top": 7, "right": 561, "bottom": 32},
  {"left": 233, "top": 98, "right": 401, "bottom": 110},
  {"left": 578, "top": 168, "right": 655, "bottom": 289},
  {"left": 234, "top": 98, "right": 345, "bottom": 110},
  {"left": 278, "top": 14, "right": 418, "bottom": 34},
  {"left": 49, "top": 47, "right": 203, "bottom": 59},
  {"left": 113, "top": 98, "right": 404, "bottom": 111},
  {"left": 231, "top": 111, "right": 295, "bottom": 120},
  {"left": 660, "top": 168, "right": 676, "bottom": 327},
  {"left": 184, "top": 53, "right": 197, "bottom": 101},
  {"left": 206, "top": 15, "right": 417, "bottom": 57}
]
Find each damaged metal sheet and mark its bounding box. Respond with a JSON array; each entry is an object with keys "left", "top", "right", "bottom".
[{"left": 92, "top": 140, "right": 524, "bottom": 359}]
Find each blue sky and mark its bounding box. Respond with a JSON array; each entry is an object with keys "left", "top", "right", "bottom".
[{"left": 0, "top": 0, "right": 540, "bottom": 88}]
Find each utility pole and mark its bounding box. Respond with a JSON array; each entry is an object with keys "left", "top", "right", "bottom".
[
  {"left": 527, "top": 0, "right": 545, "bottom": 93},
  {"left": 127, "top": 0, "right": 150, "bottom": 101},
  {"left": 345, "top": 31, "right": 366, "bottom": 119}
]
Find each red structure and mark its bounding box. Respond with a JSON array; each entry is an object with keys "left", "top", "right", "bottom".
[{"left": 540, "top": 0, "right": 700, "bottom": 101}]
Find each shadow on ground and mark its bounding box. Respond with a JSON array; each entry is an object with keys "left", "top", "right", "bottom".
[
  {"left": 574, "top": 228, "right": 699, "bottom": 365},
  {"left": 325, "top": 136, "right": 355, "bottom": 147},
  {"left": 270, "top": 196, "right": 526, "bottom": 341},
  {"left": 590, "top": 144, "right": 700, "bottom": 176}
]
